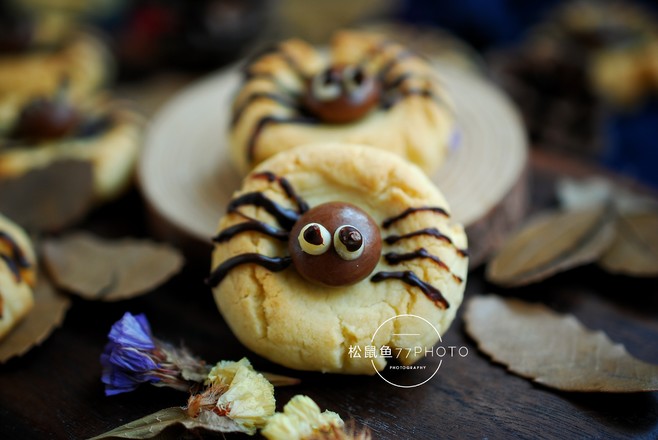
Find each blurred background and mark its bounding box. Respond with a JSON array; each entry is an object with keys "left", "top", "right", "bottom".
[{"left": 1, "top": 0, "right": 657, "bottom": 189}]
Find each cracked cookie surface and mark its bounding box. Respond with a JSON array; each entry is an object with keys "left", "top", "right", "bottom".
[{"left": 210, "top": 143, "right": 468, "bottom": 374}]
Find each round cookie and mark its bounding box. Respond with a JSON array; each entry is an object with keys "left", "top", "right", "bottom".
[
  {"left": 229, "top": 30, "right": 454, "bottom": 175},
  {"left": 209, "top": 143, "right": 468, "bottom": 374},
  {"left": 0, "top": 213, "right": 36, "bottom": 340},
  {"left": 0, "top": 92, "right": 144, "bottom": 202}
]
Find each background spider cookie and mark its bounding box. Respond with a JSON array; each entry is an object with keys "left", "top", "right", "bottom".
[
  {"left": 229, "top": 30, "right": 454, "bottom": 175},
  {"left": 0, "top": 87, "right": 144, "bottom": 202},
  {"left": 209, "top": 143, "right": 468, "bottom": 374},
  {"left": 0, "top": 213, "right": 36, "bottom": 340}
]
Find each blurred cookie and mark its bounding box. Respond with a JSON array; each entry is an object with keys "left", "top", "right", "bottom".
[
  {"left": 0, "top": 89, "right": 143, "bottom": 202},
  {"left": 229, "top": 30, "right": 454, "bottom": 174},
  {"left": 0, "top": 25, "right": 111, "bottom": 132},
  {"left": 208, "top": 143, "right": 468, "bottom": 374},
  {"left": 0, "top": 213, "right": 36, "bottom": 340}
]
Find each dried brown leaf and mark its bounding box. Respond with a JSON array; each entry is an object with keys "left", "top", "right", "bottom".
[
  {"left": 42, "top": 232, "right": 184, "bottom": 301},
  {"left": 486, "top": 205, "right": 616, "bottom": 286},
  {"left": 0, "top": 277, "right": 71, "bottom": 363},
  {"left": 0, "top": 160, "right": 94, "bottom": 232},
  {"left": 464, "top": 295, "right": 658, "bottom": 392},
  {"left": 600, "top": 211, "right": 658, "bottom": 276}
]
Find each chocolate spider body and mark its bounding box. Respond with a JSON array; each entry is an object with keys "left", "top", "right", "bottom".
[{"left": 207, "top": 171, "right": 467, "bottom": 310}]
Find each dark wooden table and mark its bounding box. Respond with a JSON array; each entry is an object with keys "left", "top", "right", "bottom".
[{"left": 1, "top": 151, "right": 657, "bottom": 440}]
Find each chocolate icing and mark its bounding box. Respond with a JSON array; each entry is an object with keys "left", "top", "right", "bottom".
[
  {"left": 289, "top": 202, "right": 381, "bottom": 286},
  {"left": 212, "top": 221, "right": 288, "bottom": 243},
  {"left": 0, "top": 231, "right": 30, "bottom": 283},
  {"left": 206, "top": 254, "right": 292, "bottom": 287},
  {"left": 303, "top": 225, "right": 325, "bottom": 245},
  {"left": 384, "top": 227, "right": 453, "bottom": 245},
  {"left": 371, "top": 270, "right": 449, "bottom": 309},
  {"left": 384, "top": 227, "right": 469, "bottom": 259},
  {"left": 246, "top": 116, "right": 319, "bottom": 163},
  {"left": 231, "top": 92, "right": 298, "bottom": 127},
  {"left": 382, "top": 207, "right": 449, "bottom": 229},
  {"left": 252, "top": 171, "right": 309, "bottom": 213},
  {"left": 384, "top": 248, "right": 463, "bottom": 284},
  {"left": 227, "top": 191, "right": 301, "bottom": 230}
]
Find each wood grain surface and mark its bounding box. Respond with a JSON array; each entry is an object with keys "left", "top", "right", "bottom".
[{"left": 1, "top": 151, "right": 656, "bottom": 440}]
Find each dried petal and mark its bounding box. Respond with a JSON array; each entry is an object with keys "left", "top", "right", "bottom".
[
  {"left": 0, "top": 277, "right": 71, "bottom": 363},
  {"left": 0, "top": 160, "right": 94, "bottom": 232},
  {"left": 42, "top": 232, "right": 184, "bottom": 301},
  {"left": 210, "top": 358, "right": 276, "bottom": 434},
  {"left": 262, "top": 395, "right": 344, "bottom": 440},
  {"left": 486, "top": 205, "right": 615, "bottom": 286},
  {"left": 464, "top": 295, "right": 658, "bottom": 392},
  {"left": 599, "top": 211, "right": 658, "bottom": 276}
]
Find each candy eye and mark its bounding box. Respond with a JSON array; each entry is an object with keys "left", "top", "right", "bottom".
[
  {"left": 333, "top": 225, "right": 364, "bottom": 260},
  {"left": 342, "top": 66, "right": 366, "bottom": 94},
  {"left": 298, "top": 223, "right": 331, "bottom": 255},
  {"left": 311, "top": 69, "right": 341, "bottom": 101}
]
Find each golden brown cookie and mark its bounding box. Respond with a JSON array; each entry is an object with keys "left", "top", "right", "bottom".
[
  {"left": 209, "top": 143, "right": 468, "bottom": 374},
  {"left": 0, "top": 213, "right": 36, "bottom": 340},
  {"left": 229, "top": 30, "right": 454, "bottom": 175}
]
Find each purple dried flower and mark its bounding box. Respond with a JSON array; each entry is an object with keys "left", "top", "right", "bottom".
[{"left": 101, "top": 312, "right": 207, "bottom": 396}]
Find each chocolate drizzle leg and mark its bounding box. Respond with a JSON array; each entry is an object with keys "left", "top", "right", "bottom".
[
  {"left": 384, "top": 248, "right": 463, "bottom": 284},
  {"left": 0, "top": 231, "right": 30, "bottom": 283},
  {"left": 243, "top": 45, "right": 306, "bottom": 80},
  {"left": 383, "top": 227, "right": 468, "bottom": 259},
  {"left": 228, "top": 192, "right": 301, "bottom": 230},
  {"left": 212, "top": 222, "right": 288, "bottom": 243},
  {"left": 382, "top": 207, "right": 449, "bottom": 229},
  {"left": 371, "top": 270, "right": 449, "bottom": 309},
  {"left": 252, "top": 171, "right": 309, "bottom": 213},
  {"left": 206, "top": 254, "right": 292, "bottom": 287},
  {"left": 384, "top": 227, "right": 453, "bottom": 245},
  {"left": 247, "top": 116, "right": 318, "bottom": 164},
  {"left": 231, "top": 92, "right": 299, "bottom": 127}
]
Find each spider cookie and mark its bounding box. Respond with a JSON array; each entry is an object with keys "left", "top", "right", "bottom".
[
  {"left": 0, "top": 213, "right": 36, "bottom": 340},
  {"left": 208, "top": 143, "right": 468, "bottom": 374},
  {"left": 0, "top": 86, "right": 143, "bottom": 202},
  {"left": 229, "top": 30, "right": 454, "bottom": 175},
  {"left": 0, "top": 23, "right": 110, "bottom": 132}
]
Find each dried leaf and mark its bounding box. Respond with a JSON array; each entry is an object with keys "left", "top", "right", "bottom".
[
  {"left": 89, "top": 407, "right": 246, "bottom": 440},
  {"left": 464, "top": 295, "right": 658, "bottom": 392},
  {"left": 600, "top": 211, "right": 658, "bottom": 276},
  {"left": 0, "top": 160, "right": 94, "bottom": 232},
  {"left": 42, "top": 232, "right": 184, "bottom": 301},
  {"left": 0, "top": 277, "right": 71, "bottom": 363},
  {"left": 486, "top": 205, "right": 616, "bottom": 286}
]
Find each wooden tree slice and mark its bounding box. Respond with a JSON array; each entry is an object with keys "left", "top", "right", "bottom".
[{"left": 138, "top": 62, "right": 528, "bottom": 267}]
